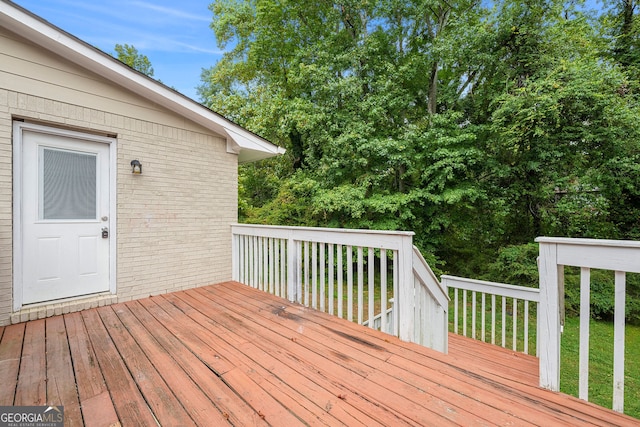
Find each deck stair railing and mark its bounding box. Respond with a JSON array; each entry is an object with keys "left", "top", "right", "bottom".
[
  {"left": 536, "top": 237, "right": 640, "bottom": 413},
  {"left": 412, "top": 246, "right": 449, "bottom": 351},
  {"left": 445, "top": 237, "right": 638, "bottom": 413},
  {"left": 442, "top": 275, "right": 540, "bottom": 355},
  {"left": 231, "top": 224, "right": 449, "bottom": 353}
]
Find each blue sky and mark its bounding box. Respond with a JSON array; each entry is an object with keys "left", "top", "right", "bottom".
[{"left": 14, "top": 0, "right": 223, "bottom": 101}]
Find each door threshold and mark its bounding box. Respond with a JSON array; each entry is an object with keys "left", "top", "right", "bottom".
[{"left": 11, "top": 292, "right": 117, "bottom": 324}]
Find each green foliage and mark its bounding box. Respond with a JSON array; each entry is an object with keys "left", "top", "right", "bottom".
[
  {"left": 201, "top": 0, "right": 640, "bottom": 309},
  {"left": 487, "top": 243, "right": 540, "bottom": 287},
  {"left": 113, "top": 44, "right": 154, "bottom": 77}
]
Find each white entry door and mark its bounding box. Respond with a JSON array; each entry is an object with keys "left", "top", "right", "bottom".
[{"left": 18, "top": 124, "right": 112, "bottom": 305}]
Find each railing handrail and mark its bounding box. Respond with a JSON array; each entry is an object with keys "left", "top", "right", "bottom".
[
  {"left": 413, "top": 246, "right": 450, "bottom": 307},
  {"left": 536, "top": 236, "right": 640, "bottom": 248},
  {"left": 232, "top": 224, "right": 415, "bottom": 248},
  {"left": 442, "top": 275, "right": 540, "bottom": 302}
]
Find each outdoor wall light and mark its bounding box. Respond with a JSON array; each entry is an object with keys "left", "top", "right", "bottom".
[{"left": 131, "top": 159, "right": 142, "bottom": 174}]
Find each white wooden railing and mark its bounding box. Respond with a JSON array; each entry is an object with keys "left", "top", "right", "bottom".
[
  {"left": 413, "top": 247, "right": 449, "bottom": 352},
  {"left": 443, "top": 275, "right": 539, "bottom": 355},
  {"left": 231, "top": 224, "right": 449, "bottom": 352},
  {"left": 537, "top": 237, "right": 640, "bottom": 413},
  {"left": 231, "top": 226, "right": 636, "bottom": 412}
]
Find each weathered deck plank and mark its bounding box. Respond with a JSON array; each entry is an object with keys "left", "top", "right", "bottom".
[
  {"left": 64, "top": 312, "right": 120, "bottom": 427},
  {"left": 112, "top": 303, "right": 231, "bottom": 426},
  {"left": 81, "top": 309, "right": 157, "bottom": 426},
  {"left": 1, "top": 281, "right": 638, "bottom": 426},
  {"left": 137, "top": 297, "right": 269, "bottom": 426},
  {"left": 0, "top": 323, "right": 24, "bottom": 406},
  {"left": 45, "top": 316, "right": 82, "bottom": 426},
  {"left": 198, "top": 285, "right": 518, "bottom": 426},
  {"left": 171, "top": 288, "right": 408, "bottom": 426},
  {"left": 14, "top": 319, "right": 46, "bottom": 406},
  {"left": 209, "top": 282, "right": 572, "bottom": 426},
  {"left": 96, "top": 306, "right": 195, "bottom": 425}
]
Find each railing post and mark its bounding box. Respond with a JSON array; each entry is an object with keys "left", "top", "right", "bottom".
[
  {"left": 398, "top": 234, "right": 414, "bottom": 342},
  {"left": 537, "top": 240, "right": 562, "bottom": 391}
]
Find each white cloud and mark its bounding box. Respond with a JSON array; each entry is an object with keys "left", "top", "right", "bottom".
[{"left": 130, "top": 1, "right": 211, "bottom": 23}]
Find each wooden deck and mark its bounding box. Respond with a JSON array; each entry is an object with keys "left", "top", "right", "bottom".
[{"left": 0, "top": 282, "right": 637, "bottom": 426}]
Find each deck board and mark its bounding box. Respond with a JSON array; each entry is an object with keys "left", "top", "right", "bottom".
[
  {"left": 45, "top": 316, "right": 82, "bottom": 426},
  {"left": 14, "top": 319, "right": 46, "bottom": 406},
  {"left": 64, "top": 312, "right": 120, "bottom": 427},
  {"left": 0, "top": 323, "right": 24, "bottom": 406},
  {"left": 199, "top": 285, "right": 512, "bottom": 426},
  {"left": 2, "top": 281, "right": 638, "bottom": 426},
  {"left": 81, "top": 309, "right": 158, "bottom": 426}
]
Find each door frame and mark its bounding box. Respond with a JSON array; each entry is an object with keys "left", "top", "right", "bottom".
[{"left": 13, "top": 121, "right": 117, "bottom": 310}]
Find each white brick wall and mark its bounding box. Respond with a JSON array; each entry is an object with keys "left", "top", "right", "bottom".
[{"left": 0, "top": 88, "right": 238, "bottom": 325}]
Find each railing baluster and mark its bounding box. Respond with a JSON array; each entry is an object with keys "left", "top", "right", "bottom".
[
  {"left": 273, "top": 239, "right": 279, "bottom": 297},
  {"left": 491, "top": 294, "right": 496, "bottom": 345},
  {"left": 320, "top": 243, "right": 326, "bottom": 312},
  {"left": 368, "top": 247, "right": 374, "bottom": 328},
  {"left": 268, "top": 238, "right": 274, "bottom": 294},
  {"left": 613, "top": 270, "right": 626, "bottom": 412},
  {"left": 524, "top": 300, "right": 529, "bottom": 354},
  {"left": 282, "top": 239, "right": 287, "bottom": 297},
  {"left": 454, "top": 288, "right": 459, "bottom": 334},
  {"left": 304, "top": 241, "right": 310, "bottom": 306},
  {"left": 501, "top": 296, "right": 506, "bottom": 348},
  {"left": 481, "top": 292, "right": 486, "bottom": 342},
  {"left": 328, "top": 243, "right": 334, "bottom": 315},
  {"left": 280, "top": 238, "right": 286, "bottom": 298},
  {"left": 393, "top": 251, "right": 399, "bottom": 337},
  {"left": 357, "top": 246, "right": 364, "bottom": 325},
  {"left": 512, "top": 298, "right": 518, "bottom": 351},
  {"left": 295, "top": 240, "right": 302, "bottom": 303},
  {"left": 338, "top": 244, "right": 343, "bottom": 319},
  {"left": 251, "top": 235, "right": 257, "bottom": 289},
  {"left": 236, "top": 234, "right": 242, "bottom": 283},
  {"left": 463, "top": 290, "right": 467, "bottom": 337},
  {"left": 258, "top": 237, "right": 263, "bottom": 291},
  {"left": 347, "top": 245, "right": 353, "bottom": 322},
  {"left": 380, "top": 250, "right": 387, "bottom": 333},
  {"left": 312, "top": 242, "right": 318, "bottom": 309},
  {"left": 579, "top": 267, "right": 591, "bottom": 402},
  {"left": 244, "top": 235, "right": 249, "bottom": 284},
  {"left": 472, "top": 291, "right": 477, "bottom": 340},
  {"left": 280, "top": 239, "right": 285, "bottom": 297}
]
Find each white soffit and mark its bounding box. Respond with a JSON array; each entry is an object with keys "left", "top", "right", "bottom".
[{"left": 0, "top": 0, "right": 285, "bottom": 163}]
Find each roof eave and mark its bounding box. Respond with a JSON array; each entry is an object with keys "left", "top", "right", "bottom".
[{"left": 0, "top": 1, "right": 284, "bottom": 163}]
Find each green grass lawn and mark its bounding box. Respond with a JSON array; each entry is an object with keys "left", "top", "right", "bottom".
[{"left": 560, "top": 316, "right": 640, "bottom": 420}]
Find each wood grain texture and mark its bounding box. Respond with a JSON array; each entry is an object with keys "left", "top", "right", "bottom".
[{"left": 1, "top": 281, "right": 637, "bottom": 426}]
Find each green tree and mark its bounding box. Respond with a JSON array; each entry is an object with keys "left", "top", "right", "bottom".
[
  {"left": 113, "top": 43, "right": 155, "bottom": 77},
  {"left": 201, "top": 0, "right": 640, "bottom": 287}
]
